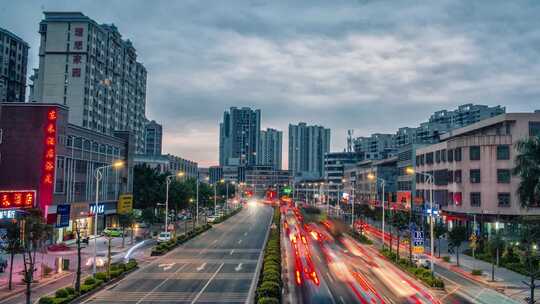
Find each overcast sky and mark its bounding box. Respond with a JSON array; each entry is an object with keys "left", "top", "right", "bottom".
[{"left": 3, "top": 1, "right": 539, "bottom": 167}]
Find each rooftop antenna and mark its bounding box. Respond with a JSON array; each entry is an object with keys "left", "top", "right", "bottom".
[{"left": 347, "top": 129, "right": 354, "bottom": 152}]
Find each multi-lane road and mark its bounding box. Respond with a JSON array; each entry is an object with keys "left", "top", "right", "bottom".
[
  {"left": 282, "top": 205, "right": 440, "bottom": 304},
  {"left": 78, "top": 203, "right": 273, "bottom": 304}
]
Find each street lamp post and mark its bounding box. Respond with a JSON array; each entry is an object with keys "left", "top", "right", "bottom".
[
  {"left": 93, "top": 160, "right": 124, "bottom": 276},
  {"left": 165, "top": 172, "right": 185, "bottom": 234},
  {"left": 368, "top": 173, "right": 385, "bottom": 249},
  {"left": 406, "top": 167, "right": 435, "bottom": 275}
]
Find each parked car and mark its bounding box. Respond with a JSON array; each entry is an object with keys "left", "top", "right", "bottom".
[
  {"left": 157, "top": 231, "right": 172, "bottom": 243},
  {"left": 103, "top": 227, "right": 123, "bottom": 237},
  {"left": 207, "top": 216, "right": 217, "bottom": 223},
  {"left": 413, "top": 254, "right": 431, "bottom": 269}
]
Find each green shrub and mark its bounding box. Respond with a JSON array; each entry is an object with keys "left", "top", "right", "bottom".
[
  {"left": 257, "top": 297, "right": 280, "bottom": 304},
  {"left": 84, "top": 277, "right": 96, "bottom": 285},
  {"left": 442, "top": 256, "right": 451, "bottom": 263},
  {"left": 80, "top": 284, "right": 94, "bottom": 293},
  {"left": 471, "top": 269, "right": 483, "bottom": 276},
  {"left": 65, "top": 287, "right": 75, "bottom": 295},
  {"left": 38, "top": 297, "right": 54, "bottom": 304},
  {"left": 262, "top": 271, "right": 281, "bottom": 284},
  {"left": 110, "top": 269, "right": 122, "bottom": 278},
  {"left": 95, "top": 272, "right": 107, "bottom": 281},
  {"left": 55, "top": 288, "right": 69, "bottom": 298},
  {"left": 257, "top": 281, "right": 280, "bottom": 299}
]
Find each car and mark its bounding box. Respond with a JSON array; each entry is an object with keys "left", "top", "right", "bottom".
[
  {"left": 207, "top": 216, "right": 217, "bottom": 223},
  {"left": 157, "top": 231, "right": 172, "bottom": 243},
  {"left": 134, "top": 222, "right": 148, "bottom": 229},
  {"left": 413, "top": 254, "right": 431, "bottom": 269},
  {"left": 103, "top": 227, "right": 123, "bottom": 237}
]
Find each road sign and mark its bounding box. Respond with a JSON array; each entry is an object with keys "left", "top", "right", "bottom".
[
  {"left": 413, "top": 230, "right": 424, "bottom": 252},
  {"left": 55, "top": 204, "right": 71, "bottom": 228},
  {"left": 413, "top": 246, "right": 424, "bottom": 254},
  {"left": 117, "top": 194, "right": 133, "bottom": 214}
]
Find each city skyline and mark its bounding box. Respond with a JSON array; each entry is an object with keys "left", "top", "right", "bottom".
[{"left": 2, "top": 1, "right": 540, "bottom": 167}]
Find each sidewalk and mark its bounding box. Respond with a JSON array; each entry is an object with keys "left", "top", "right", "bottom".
[{"left": 0, "top": 235, "right": 145, "bottom": 302}]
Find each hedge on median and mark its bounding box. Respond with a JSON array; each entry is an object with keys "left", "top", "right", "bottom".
[
  {"left": 256, "top": 207, "right": 282, "bottom": 304},
  {"left": 380, "top": 248, "right": 445, "bottom": 288},
  {"left": 212, "top": 206, "right": 243, "bottom": 224},
  {"left": 38, "top": 259, "right": 138, "bottom": 304},
  {"left": 151, "top": 223, "right": 212, "bottom": 256}
]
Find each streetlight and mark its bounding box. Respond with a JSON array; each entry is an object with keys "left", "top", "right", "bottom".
[
  {"left": 406, "top": 167, "right": 435, "bottom": 275},
  {"left": 367, "top": 173, "right": 386, "bottom": 250},
  {"left": 93, "top": 160, "right": 124, "bottom": 276},
  {"left": 165, "top": 171, "right": 185, "bottom": 234}
]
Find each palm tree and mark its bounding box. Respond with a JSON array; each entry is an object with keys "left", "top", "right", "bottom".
[{"left": 513, "top": 135, "right": 540, "bottom": 208}]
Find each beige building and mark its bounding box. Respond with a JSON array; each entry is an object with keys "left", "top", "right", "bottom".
[{"left": 414, "top": 112, "right": 540, "bottom": 230}]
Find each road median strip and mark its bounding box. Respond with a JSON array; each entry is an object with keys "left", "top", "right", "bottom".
[{"left": 254, "top": 207, "right": 281, "bottom": 304}]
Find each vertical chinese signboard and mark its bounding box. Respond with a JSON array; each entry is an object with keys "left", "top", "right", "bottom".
[{"left": 40, "top": 108, "right": 57, "bottom": 209}]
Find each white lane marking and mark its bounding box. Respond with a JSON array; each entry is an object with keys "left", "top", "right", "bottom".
[
  {"left": 238, "top": 239, "right": 242, "bottom": 244},
  {"left": 158, "top": 262, "right": 175, "bottom": 271},
  {"left": 235, "top": 263, "right": 243, "bottom": 272},
  {"left": 230, "top": 249, "right": 235, "bottom": 255},
  {"left": 339, "top": 296, "right": 345, "bottom": 304},
  {"left": 326, "top": 273, "right": 335, "bottom": 283},
  {"left": 244, "top": 232, "right": 248, "bottom": 236},
  {"left": 191, "top": 263, "right": 224, "bottom": 304},
  {"left": 212, "top": 239, "right": 218, "bottom": 244},
  {"left": 196, "top": 263, "right": 207, "bottom": 272},
  {"left": 134, "top": 263, "right": 189, "bottom": 304}
]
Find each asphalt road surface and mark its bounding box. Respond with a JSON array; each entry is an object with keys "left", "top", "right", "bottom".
[{"left": 79, "top": 203, "right": 273, "bottom": 304}]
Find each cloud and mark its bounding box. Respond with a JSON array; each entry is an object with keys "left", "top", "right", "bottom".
[{"left": 2, "top": 1, "right": 540, "bottom": 168}]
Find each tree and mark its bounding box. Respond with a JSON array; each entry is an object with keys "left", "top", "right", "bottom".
[
  {"left": 434, "top": 221, "right": 447, "bottom": 258},
  {"left": 119, "top": 212, "right": 136, "bottom": 247},
  {"left": 0, "top": 221, "right": 22, "bottom": 290},
  {"left": 519, "top": 221, "right": 540, "bottom": 304},
  {"left": 73, "top": 220, "right": 84, "bottom": 294},
  {"left": 392, "top": 211, "right": 409, "bottom": 261},
  {"left": 448, "top": 226, "right": 468, "bottom": 266},
  {"left": 141, "top": 207, "right": 156, "bottom": 225},
  {"left": 133, "top": 164, "right": 166, "bottom": 209},
  {"left": 21, "top": 209, "right": 52, "bottom": 304},
  {"left": 513, "top": 135, "right": 540, "bottom": 208},
  {"left": 102, "top": 232, "right": 114, "bottom": 280},
  {"left": 487, "top": 232, "right": 504, "bottom": 282}
]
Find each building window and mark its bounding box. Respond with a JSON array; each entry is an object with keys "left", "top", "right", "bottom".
[
  {"left": 74, "top": 137, "right": 82, "bottom": 149},
  {"left": 72, "top": 68, "right": 81, "bottom": 77},
  {"left": 74, "top": 27, "right": 84, "bottom": 37},
  {"left": 497, "top": 169, "right": 511, "bottom": 183},
  {"left": 73, "top": 54, "right": 81, "bottom": 64},
  {"left": 455, "top": 147, "right": 462, "bottom": 162},
  {"left": 470, "top": 192, "right": 481, "bottom": 207},
  {"left": 496, "top": 145, "right": 510, "bottom": 160},
  {"left": 498, "top": 193, "right": 511, "bottom": 207},
  {"left": 470, "top": 169, "right": 481, "bottom": 183},
  {"left": 435, "top": 150, "right": 441, "bottom": 163},
  {"left": 441, "top": 149, "right": 447, "bottom": 162},
  {"left": 74, "top": 41, "right": 83, "bottom": 50},
  {"left": 426, "top": 152, "right": 434, "bottom": 165},
  {"left": 447, "top": 149, "right": 454, "bottom": 162},
  {"left": 469, "top": 146, "right": 481, "bottom": 161},
  {"left": 454, "top": 170, "right": 462, "bottom": 183},
  {"left": 530, "top": 122, "right": 540, "bottom": 137},
  {"left": 454, "top": 192, "right": 462, "bottom": 206},
  {"left": 448, "top": 170, "right": 454, "bottom": 183}
]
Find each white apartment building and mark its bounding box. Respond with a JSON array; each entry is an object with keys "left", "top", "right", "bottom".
[
  {"left": 31, "top": 12, "right": 147, "bottom": 153},
  {"left": 415, "top": 112, "right": 540, "bottom": 232}
]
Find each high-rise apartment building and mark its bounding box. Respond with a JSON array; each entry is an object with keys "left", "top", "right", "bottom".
[
  {"left": 0, "top": 27, "right": 29, "bottom": 103},
  {"left": 258, "top": 128, "right": 282, "bottom": 169},
  {"left": 31, "top": 12, "right": 148, "bottom": 153},
  {"left": 144, "top": 120, "right": 162, "bottom": 156},
  {"left": 219, "top": 107, "right": 261, "bottom": 167},
  {"left": 288, "top": 122, "right": 331, "bottom": 179},
  {"left": 353, "top": 133, "right": 396, "bottom": 160}
]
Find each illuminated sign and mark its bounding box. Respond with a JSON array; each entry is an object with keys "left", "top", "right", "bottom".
[
  {"left": 40, "top": 108, "right": 58, "bottom": 209},
  {"left": 0, "top": 190, "right": 35, "bottom": 209},
  {"left": 89, "top": 204, "right": 105, "bottom": 215},
  {"left": 117, "top": 194, "right": 133, "bottom": 214},
  {"left": 0, "top": 210, "right": 16, "bottom": 220}
]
